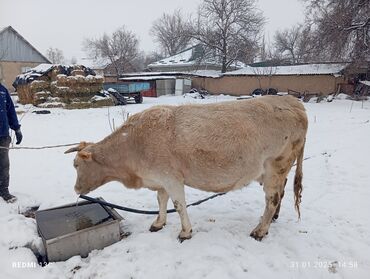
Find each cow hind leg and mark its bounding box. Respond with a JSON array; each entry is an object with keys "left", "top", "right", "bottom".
[
  {"left": 251, "top": 155, "right": 296, "bottom": 240},
  {"left": 150, "top": 189, "right": 169, "bottom": 232},
  {"left": 250, "top": 177, "right": 282, "bottom": 241},
  {"left": 273, "top": 178, "right": 287, "bottom": 221},
  {"left": 272, "top": 151, "right": 299, "bottom": 221}
]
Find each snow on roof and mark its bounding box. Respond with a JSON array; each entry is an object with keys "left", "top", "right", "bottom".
[
  {"left": 80, "top": 58, "right": 109, "bottom": 70},
  {"left": 121, "top": 70, "right": 222, "bottom": 79},
  {"left": 190, "top": 70, "right": 222, "bottom": 78},
  {"left": 149, "top": 47, "right": 194, "bottom": 67},
  {"left": 225, "top": 63, "right": 349, "bottom": 76},
  {"left": 148, "top": 45, "right": 245, "bottom": 69},
  {"left": 122, "top": 71, "right": 185, "bottom": 77},
  {"left": 120, "top": 76, "right": 178, "bottom": 81},
  {"left": 120, "top": 63, "right": 348, "bottom": 81}
]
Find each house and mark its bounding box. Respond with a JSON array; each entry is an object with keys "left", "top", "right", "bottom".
[
  {"left": 192, "top": 63, "right": 352, "bottom": 96},
  {"left": 0, "top": 26, "right": 51, "bottom": 91},
  {"left": 147, "top": 44, "right": 245, "bottom": 72},
  {"left": 118, "top": 70, "right": 221, "bottom": 97},
  {"left": 119, "top": 62, "right": 367, "bottom": 98}
]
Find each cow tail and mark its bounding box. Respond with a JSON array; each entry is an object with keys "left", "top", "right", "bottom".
[{"left": 294, "top": 139, "right": 305, "bottom": 220}]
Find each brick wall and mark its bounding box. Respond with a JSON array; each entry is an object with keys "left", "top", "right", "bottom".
[
  {"left": 192, "top": 75, "right": 346, "bottom": 96},
  {"left": 0, "top": 61, "right": 44, "bottom": 92}
]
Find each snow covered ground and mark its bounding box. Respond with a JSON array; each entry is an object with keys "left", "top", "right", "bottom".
[{"left": 0, "top": 94, "right": 369, "bottom": 279}]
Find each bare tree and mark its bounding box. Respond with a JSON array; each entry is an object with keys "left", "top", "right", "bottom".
[
  {"left": 151, "top": 9, "right": 192, "bottom": 56},
  {"left": 143, "top": 51, "right": 164, "bottom": 68},
  {"left": 46, "top": 47, "right": 65, "bottom": 64},
  {"left": 304, "top": 0, "right": 370, "bottom": 63},
  {"left": 259, "top": 35, "right": 267, "bottom": 62},
  {"left": 273, "top": 25, "right": 315, "bottom": 64},
  {"left": 257, "top": 35, "right": 282, "bottom": 64},
  {"left": 70, "top": 56, "right": 78, "bottom": 65},
  {"left": 83, "top": 26, "right": 140, "bottom": 77},
  {"left": 190, "top": 0, "right": 264, "bottom": 72},
  {"left": 128, "top": 51, "right": 159, "bottom": 72},
  {"left": 252, "top": 65, "right": 277, "bottom": 93}
]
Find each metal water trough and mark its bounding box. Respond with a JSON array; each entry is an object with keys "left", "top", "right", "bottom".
[{"left": 35, "top": 197, "right": 123, "bottom": 262}]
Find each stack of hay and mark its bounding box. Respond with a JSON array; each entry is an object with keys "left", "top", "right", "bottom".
[{"left": 13, "top": 64, "right": 114, "bottom": 109}]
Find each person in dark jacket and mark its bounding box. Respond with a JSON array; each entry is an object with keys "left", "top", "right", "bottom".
[{"left": 0, "top": 81, "right": 22, "bottom": 203}]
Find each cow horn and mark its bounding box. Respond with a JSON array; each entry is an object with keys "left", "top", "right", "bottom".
[
  {"left": 64, "top": 146, "right": 81, "bottom": 154},
  {"left": 64, "top": 141, "right": 93, "bottom": 154}
]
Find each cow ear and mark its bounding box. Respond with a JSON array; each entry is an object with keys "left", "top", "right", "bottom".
[{"left": 78, "top": 151, "right": 92, "bottom": 160}]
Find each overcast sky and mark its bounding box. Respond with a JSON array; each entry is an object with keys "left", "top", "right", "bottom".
[{"left": 0, "top": 0, "right": 305, "bottom": 63}]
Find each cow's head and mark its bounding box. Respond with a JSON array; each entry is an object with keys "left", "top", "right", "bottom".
[{"left": 65, "top": 142, "right": 114, "bottom": 195}]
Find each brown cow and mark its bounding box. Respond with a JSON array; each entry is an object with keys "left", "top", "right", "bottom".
[{"left": 65, "top": 96, "right": 308, "bottom": 241}]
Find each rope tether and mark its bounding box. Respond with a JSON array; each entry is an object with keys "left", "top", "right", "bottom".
[{"left": 79, "top": 193, "right": 227, "bottom": 215}]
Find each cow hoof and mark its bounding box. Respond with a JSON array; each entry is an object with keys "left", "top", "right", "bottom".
[
  {"left": 250, "top": 229, "right": 268, "bottom": 241},
  {"left": 178, "top": 230, "right": 192, "bottom": 242},
  {"left": 149, "top": 224, "right": 165, "bottom": 232},
  {"left": 178, "top": 234, "right": 192, "bottom": 243}
]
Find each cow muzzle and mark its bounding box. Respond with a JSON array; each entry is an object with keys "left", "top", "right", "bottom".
[{"left": 74, "top": 185, "right": 89, "bottom": 195}]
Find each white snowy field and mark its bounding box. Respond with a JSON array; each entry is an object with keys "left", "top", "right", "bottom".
[{"left": 0, "top": 94, "right": 369, "bottom": 279}]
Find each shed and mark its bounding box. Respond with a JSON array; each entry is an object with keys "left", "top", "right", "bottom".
[
  {"left": 0, "top": 26, "right": 51, "bottom": 91},
  {"left": 120, "top": 72, "right": 193, "bottom": 97},
  {"left": 192, "top": 63, "right": 350, "bottom": 96}
]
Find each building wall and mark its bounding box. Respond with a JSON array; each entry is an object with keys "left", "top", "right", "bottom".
[
  {"left": 104, "top": 76, "right": 119, "bottom": 83},
  {"left": 0, "top": 61, "right": 42, "bottom": 91},
  {"left": 156, "top": 79, "right": 175, "bottom": 96},
  {"left": 192, "top": 75, "right": 346, "bottom": 96},
  {"left": 0, "top": 27, "right": 49, "bottom": 63},
  {"left": 141, "top": 81, "right": 156, "bottom": 97}
]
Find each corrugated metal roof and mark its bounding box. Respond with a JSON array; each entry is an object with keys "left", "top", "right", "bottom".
[{"left": 0, "top": 26, "right": 51, "bottom": 63}]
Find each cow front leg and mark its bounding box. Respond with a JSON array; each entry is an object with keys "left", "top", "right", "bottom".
[
  {"left": 150, "top": 189, "right": 169, "bottom": 232},
  {"left": 250, "top": 176, "right": 282, "bottom": 241},
  {"left": 165, "top": 184, "right": 192, "bottom": 241}
]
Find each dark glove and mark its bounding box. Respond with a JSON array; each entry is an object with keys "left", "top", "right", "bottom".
[{"left": 15, "top": 129, "right": 23, "bottom": 145}]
